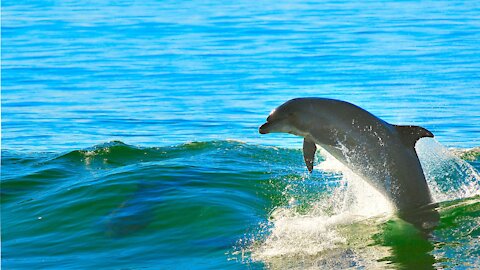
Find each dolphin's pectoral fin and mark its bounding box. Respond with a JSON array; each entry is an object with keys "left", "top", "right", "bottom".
[
  {"left": 303, "top": 138, "right": 317, "bottom": 173},
  {"left": 394, "top": 125, "right": 434, "bottom": 147}
]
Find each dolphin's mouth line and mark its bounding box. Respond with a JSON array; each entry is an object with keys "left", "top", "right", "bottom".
[
  {"left": 258, "top": 119, "right": 282, "bottom": 134},
  {"left": 259, "top": 118, "right": 284, "bottom": 134},
  {"left": 259, "top": 121, "right": 271, "bottom": 134}
]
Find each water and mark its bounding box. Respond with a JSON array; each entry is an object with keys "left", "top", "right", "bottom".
[{"left": 2, "top": 0, "right": 480, "bottom": 269}]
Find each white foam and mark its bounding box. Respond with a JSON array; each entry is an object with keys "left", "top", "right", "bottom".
[
  {"left": 316, "top": 148, "right": 393, "bottom": 217},
  {"left": 250, "top": 147, "right": 393, "bottom": 263}
]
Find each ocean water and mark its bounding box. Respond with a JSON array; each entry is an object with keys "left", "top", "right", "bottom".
[{"left": 2, "top": 0, "right": 480, "bottom": 269}]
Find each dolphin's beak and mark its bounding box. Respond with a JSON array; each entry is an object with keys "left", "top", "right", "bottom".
[{"left": 259, "top": 122, "right": 271, "bottom": 134}]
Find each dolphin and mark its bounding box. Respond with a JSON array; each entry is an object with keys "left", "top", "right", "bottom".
[{"left": 259, "top": 98, "right": 438, "bottom": 229}]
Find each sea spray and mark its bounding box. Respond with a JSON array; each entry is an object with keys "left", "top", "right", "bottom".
[
  {"left": 247, "top": 140, "right": 480, "bottom": 268},
  {"left": 249, "top": 147, "right": 394, "bottom": 265},
  {"left": 416, "top": 139, "right": 480, "bottom": 202}
]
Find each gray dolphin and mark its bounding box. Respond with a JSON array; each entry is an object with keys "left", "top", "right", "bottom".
[{"left": 259, "top": 98, "right": 438, "bottom": 228}]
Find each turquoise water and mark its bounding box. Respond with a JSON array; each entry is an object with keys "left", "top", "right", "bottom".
[{"left": 2, "top": 0, "right": 480, "bottom": 269}]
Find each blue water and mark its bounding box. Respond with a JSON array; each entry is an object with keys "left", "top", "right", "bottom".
[{"left": 2, "top": 0, "right": 480, "bottom": 269}]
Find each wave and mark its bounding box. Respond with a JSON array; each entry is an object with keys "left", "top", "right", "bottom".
[
  {"left": 2, "top": 140, "right": 480, "bottom": 268},
  {"left": 2, "top": 140, "right": 478, "bottom": 208},
  {"left": 2, "top": 139, "right": 478, "bottom": 208},
  {"left": 40, "top": 140, "right": 301, "bottom": 167},
  {"left": 3, "top": 139, "right": 479, "bottom": 165}
]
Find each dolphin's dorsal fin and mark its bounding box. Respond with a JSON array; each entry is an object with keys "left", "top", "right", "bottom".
[
  {"left": 303, "top": 138, "right": 317, "bottom": 173},
  {"left": 393, "top": 125, "right": 434, "bottom": 147}
]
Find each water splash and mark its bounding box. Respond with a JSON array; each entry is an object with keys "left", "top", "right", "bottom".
[
  {"left": 249, "top": 147, "right": 394, "bottom": 263},
  {"left": 416, "top": 138, "right": 480, "bottom": 202},
  {"left": 248, "top": 139, "right": 480, "bottom": 266}
]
